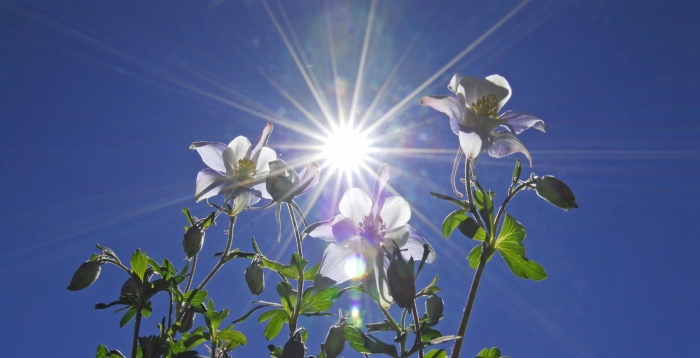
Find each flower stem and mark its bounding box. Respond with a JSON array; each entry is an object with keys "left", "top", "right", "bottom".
[
  {"left": 287, "top": 203, "right": 304, "bottom": 333},
  {"left": 412, "top": 302, "right": 424, "bottom": 358},
  {"left": 196, "top": 215, "right": 236, "bottom": 291},
  {"left": 464, "top": 160, "right": 489, "bottom": 238},
  {"left": 451, "top": 250, "right": 487, "bottom": 358},
  {"left": 131, "top": 302, "right": 142, "bottom": 358},
  {"left": 184, "top": 254, "right": 197, "bottom": 293}
]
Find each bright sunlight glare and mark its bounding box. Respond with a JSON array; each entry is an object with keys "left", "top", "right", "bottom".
[{"left": 320, "top": 125, "right": 370, "bottom": 173}]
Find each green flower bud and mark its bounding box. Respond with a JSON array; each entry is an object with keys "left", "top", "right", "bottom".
[
  {"left": 67, "top": 260, "right": 101, "bottom": 291},
  {"left": 178, "top": 306, "right": 196, "bottom": 333},
  {"left": 281, "top": 332, "right": 306, "bottom": 358},
  {"left": 535, "top": 176, "right": 578, "bottom": 211},
  {"left": 425, "top": 295, "right": 444, "bottom": 322},
  {"left": 266, "top": 160, "right": 298, "bottom": 203},
  {"left": 120, "top": 268, "right": 154, "bottom": 296},
  {"left": 323, "top": 324, "right": 346, "bottom": 358},
  {"left": 386, "top": 251, "right": 415, "bottom": 309},
  {"left": 244, "top": 264, "right": 264, "bottom": 295},
  {"left": 182, "top": 225, "right": 204, "bottom": 259}
]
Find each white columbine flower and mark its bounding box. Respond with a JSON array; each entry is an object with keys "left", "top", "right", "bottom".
[
  {"left": 420, "top": 74, "right": 545, "bottom": 164},
  {"left": 191, "top": 122, "right": 276, "bottom": 216},
  {"left": 304, "top": 165, "right": 435, "bottom": 308}
]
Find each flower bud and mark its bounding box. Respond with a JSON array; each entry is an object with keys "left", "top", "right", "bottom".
[
  {"left": 67, "top": 260, "right": 101, "bottom": 291},
  {"left": 323, "top": 324, "right": 346, "bottom": 358},
  {"left": 425, "top": 295, "right": 444, "bottom": 322},
  {"left": 178, "top": 306, "right": 196, "bottom": 333},
  {"left": 535, "top": 176, "right": 578, "bottom": 211},
  {"left": 120, "top": 268, "right": 154, "bottom": 296},
  {"left": 182, "top": 225, "right": 204, "bottom": 259},
  {"left": 281, "top": 332, "right": 306, "bottom": 358},
  {"left": 244, "top": 264, "right": 264, "bottom": 295},
  {"left": 386, "top": 252, "right": 415, "bottom": 309},
  {"left": 266, "top": 159, "right": 298, "bottom": 203}
]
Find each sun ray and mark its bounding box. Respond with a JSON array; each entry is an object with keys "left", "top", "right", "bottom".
[
  {"left": 324, "top": 0, "right": 344, "bottom": 125},
  {"left": 363, "top": 0, "right": 532, "bottom": 136},
  {"left": 348, "top": 0, "right": 377, "bottom": 128},
  {"left": 262, "top": 0, "right": 336, "bottom": 128}
]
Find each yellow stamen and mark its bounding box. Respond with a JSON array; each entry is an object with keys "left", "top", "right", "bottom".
[
  {"left": 470, "top": 94, "right": 500, "bottom": 118},
  {"left": 232, "top": 157, "right": 257, "bottom": 183}
]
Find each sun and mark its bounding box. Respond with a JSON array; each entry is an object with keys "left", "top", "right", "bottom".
[{"left": 320, "top": 125, "right": 370, "bottom": 173}]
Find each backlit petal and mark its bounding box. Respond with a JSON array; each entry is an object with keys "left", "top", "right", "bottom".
[
  {"left": 190, "top": 142, "right": 227, "bottom": 173},
  {"left": 339, "top": 188, "right": 372, "bottom": 225},
  {"left": 315, "top": 244, "right": 357, "bottom": 290},
  {"left": 255, "top": 147, "right": 276, "bottom": 175},
  {"left": 457, "top": 75, "right": 480, "bottom": 106},
  {"left": 459, "top": 131, "right": 483, "bottom": 160},
  {"left": 332, "top": 217, "right": 358, "bottom": 243},
  {"left": 380, "top": 196, "right": 411, "bottom": 230},
  {"left": 487, "top": 132, "right": 532, "bottom": 166},
  {"left": 499, "top": 111, "right": 546, "bottom": 134},
  {"left": 249, "top": 122, "right": 273, "bottom": 162},
  {"left": 371, "top": 164, "right": 390, "bottom": 215},
  {"left": 479, "top": 75, "right": 511, "bottom": 110},
  {"left": 296, "top": 162, "right": 320, "bottom": 195},
  {"left": 382, "top": 225, "right": 409, "bottom": 250},
  {"left": 419, "top": 95, "right": 463, "bottom": 135},
  {"left": 402, "top": 224, "right": 436, "bottom": 263},
  {"left": 230, "top": 189, "right": 256, "bottom": 216},
  {"left": 303, "top": 217, "right": 338, "bottom": 242},
  {"left": 194, "top": 169, "right": 228, "bottom": 202},
  {"left": 448, "top": 73, "right": 463, "bottom": 93}
]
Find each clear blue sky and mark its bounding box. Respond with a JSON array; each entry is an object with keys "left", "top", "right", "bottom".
[{"left": 1, "top": 1, "right": 698, "bottom": 357}]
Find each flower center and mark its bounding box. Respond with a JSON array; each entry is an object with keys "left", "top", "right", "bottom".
[
  {"left": 232, "top": 157, "right": 257, "bottom": 183},
  {"left": 470, "top": 94, "right": 500, "bottom": 118},
  {"left": 359, "top": 213, "right": 387, "bottom": 246}
]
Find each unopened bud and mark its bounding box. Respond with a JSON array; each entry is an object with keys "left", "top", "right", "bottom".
[
  {"left": 425, "top": 295, "right": 444, "bottom": 322},
  {"left": 178, "top": 306, "right": 196, "bottom": 333},
  {"left": 386, "top": 252, "right": 415, "bottom": 309},
  {"left": 120, "top": 268, "right": 154, "bottom": 296},
  {"left": 323, "top": 324, "right": 346, "bottom": 358},
  {"left": 244, "top": 264, "right": 264, "bottom": 295},
  {"left": 67, "top": 260, "right": 101, "bottom": 291},
  {"left": 182, "top": 226, "right": 204, "bottom": 259},
  {"left": 535, "top": 176, "right": 578, "bottom": 211},
  {"left": 266, "top": 159, "right": 298, "bottom": 203},
  {"left": 281, "top": 332, "right": 306, "bottom": 358}
]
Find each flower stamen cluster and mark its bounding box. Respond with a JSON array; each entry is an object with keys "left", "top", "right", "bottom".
[
  {"left": 232, "top": 157, "right": 257, "bottom": 183},
  {"left": 470, "top": 94, "right": 500, "bottom": 118},
  {"left": 359, "top": 213, "right": 387, "bottom": 246}
]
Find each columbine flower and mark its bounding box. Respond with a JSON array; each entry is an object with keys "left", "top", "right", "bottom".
[
  {"left": 421, "top": 74, "right": 545, "bottom": 163},
  {"left": 304, "top": 165, "right": 435, "bottom": 308},
  {"left": 190, "top": 122, "right": 276, "bottom": 216}
]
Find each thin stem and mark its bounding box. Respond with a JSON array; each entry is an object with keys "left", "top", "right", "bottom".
[
  {"left": 412, "top": 302, "right": 424, "bottom": 358},
  {"left": 465, "top": 159, "right": 489, "bottom": 239},
  {"left": 451, "top": 251, "right": 487, "bottom": 358},
  {"left": 103, "top": 258, "right": 131, "bottom": 275},
  {"left": 287, "top": 203, "right": 304, "bottom": 333},
  {"left": 131, "top": 302, "right": 142, "bottom": 358},
  {"left": 184, "top": 254, "right": 198, "bottom": 293},
  {"left": 493, "top": 180, "right": 532, "bottom": 231},
  {"left": 168, "top": 292, "right": 173, "bottom": 330},
  {"left": 196, "top": 215, "right": 236, "bottom": 291},
  {"left": 380, "top": 307, "right": 402, "bottom": 333}
]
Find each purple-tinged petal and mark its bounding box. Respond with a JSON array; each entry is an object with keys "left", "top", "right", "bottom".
[
  {"left": 479, "top": 75, "right": 511, "bottom": 110},
  {"left": 371, "top": 164, "right": 390, "bottom": 215},
  {"left": 457, "top": 75, "right": 480, "bottom": 106},
  {"left": 190, "top": 142, "right": 227, "bottom": 173},
  {"left": 487, "top": 132, "right": 532, "bottom": 166},
  {"left": 499, "top": 111, "right": 546, "bottom": 134},
  {"left": 195, "top": 169, "right": 228, "bottom": 202},
  {"left": 332, "top": 217, "right": 358, "bottom": 243},
  {"left": 303, "top": 217, "right": 338, "bottom": 242},
  {"left": 382, "top": 225, "right": 409, "bottom": 251},
  {"left": 419, "top": 95, "right": 463, "bottom": 135},
  {"left": 314, "top": 243, "right": 357, "bottom": 290},
  {"left": 362, "top": 255, "right": 392, "bottom": 309},
  {"left": 379, "top": 196, "right": 411, "bottom": 230},
  {"left": 401, "top": 224, "right": 436, "bottom": 263},
  {"left": 451, "top": 148, "right": 464, "bottom": 198},
  {"left": 249, "top": 122, "right": 274, "bottom": 162},
  {"left": 448, "top": 74, "right": 464, "bottom": 93},
  {"left": 296, "top": 162, "right": 320, "bottom": 195},
  {"left": 252, "top": 182, "right": 271, "bottom": 200},
  {"left": 230, "top": 189, "right": 257, "bottom": 216},
  {"left": 339, "top": 188, "right": 372, "bottom": 225},
  {"left": 254, "top": 147, "right": 277, "bottom": 175},
  {"left": 459, "top": 131, "right": 483, "bottom": 160}
]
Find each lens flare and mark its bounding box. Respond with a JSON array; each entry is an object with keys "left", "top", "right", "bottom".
[
  {"left": 343, "top": 254, "right": 366, "bottom": 279},
  {"left": 320, "top": 125, "right": 370, "bottom": 173}
]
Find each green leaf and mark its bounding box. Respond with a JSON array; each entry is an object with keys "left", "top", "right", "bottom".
[
  {"left": 344, "top": 325, "right": 368, "bottom": 353},
  {"left": 232, "top": 302, "right": 283, "bottom": 324},
  {"left": 458, "top": 217, "right": 485, "bottom": 240},
  {"left": 289, "top": 253, "right": 308, "bottom": 276},
  {"left": 365, "top": 321, "right": 394, "bottom": 332},
  {"left": 259, "top": 310, "right": 287, "bottom": 340},
  {"left": 130, "top": 249, "right": 148, "bottom": 282},
  {"left": 262, "top": 257, "right": 298, "bottom": 280},
  {"left": 429, "top": 192, "right": 468, "bottom": 209},
  {"left": 181, "top": 289, "right": 208, "bottom": 306},
  {"left": 267, "top": 344, "right": 283, "bottom": 357},
  {"left": 182, "top": 208, "right": 195, "bottom": 226},
  {"left": 300, "top": 287, "right": 339, "bottom": 314},
  {"left": 441, "top": 210, "right": 468, "bottom": 238},
  {"left": 420, "top": 327, "right": 442, "bottom": 342},
  {"left": 495, "top": 214, "right": 547, "bottom": 281},
  {"left": 476, "top": 347, "right": 505, "bottom": 358},
  {"left": 468, "top": 246, "right": 482, "bottom": 269},
  {"left": 425, "top": 349, "right": 447, "bottom": 358},
  {"left": 473, "top": 183, "right": 494, "bottom": 229},
  {"left": 303, "top": 262, "right": 321, "bottom": 282},
  {"left": 119, "top": 307, "right": 136, "bottom": 327},
  {"left": 218, "top": 326, "right": 247, "bottom": 346}
]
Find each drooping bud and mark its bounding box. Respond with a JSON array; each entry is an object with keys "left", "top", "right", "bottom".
[
  {"left": 386, "top": 250, "right": 416, "bottom": 309},
  {"left": 535, "top": 176, "right": 578, "bottom": 211},
  {"left": 67, "top": 260, "right": 101, "bottom": 291},
  {"left": 178, "top": 306, "right": 196, "bottom": 333},
  {"left": 267, "top": 159, "right": 298, "bottom": 203},
  {"left": 182, "top": 225, "right": 204, "bottom": 259},
  {"left": 281, "top": 332, "right": 306, "bottom": 358},
  {"left": 120, "top": 268, "right": 154, "bottom": 296},
  {"left": 323, "top": 324, "right": 346, "bottom": 358},
  {"left": 244, "top": 264, "right": 264, "bottom": 295},
  {"left": 425, "top": 295, "right": 444, "bottom": 322}
]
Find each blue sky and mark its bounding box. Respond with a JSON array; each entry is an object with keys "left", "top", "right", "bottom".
[{"left": 1, "top": 0, "right": 699, "bottom": 357}]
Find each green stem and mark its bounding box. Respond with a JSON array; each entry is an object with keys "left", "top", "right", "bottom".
[
  {"left": 184, "top": 253, "right": 197, "bottom": 293},
  {"left": 287, "top": 203, "right": 304, "bottom": 333},
  {"left": 380, "top": 307, "right": 403, "bottom": 333},
  {"left": 131, "top": 302, "right": 142, "bottom": 358},
  {"left": 464, "top": 160, "right": 489, "bottom": 239},
  {"left": 451, "top": 250, "right": 487, "bottom": 358},
  {"left": 412, "top": 302, "right": 424, "bottom": 358},
  {"left": 494, "top": 180, "right": 532, "bottom": 230},
  {"left": 196, "top": 215, "right": 236, "bottom": 291}
]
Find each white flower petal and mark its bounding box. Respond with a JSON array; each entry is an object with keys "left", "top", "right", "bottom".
[
  {"left": 379, "top": 196, "right": 411, "bottom": 230},
  {"left": 315, "top": 243, "right": 357, "bottom": 290},
  {"left": 252, "top": 182, "right": 271, "bottom": 199},
  {"left": 255, "top": 147, "right": 277, "bottom": 175},
  {"left": 448, "top": 73, "right": 464, "bottom": 93},
  {"left": 190, "top": 142, "right": 227, "bottom": 173},
  {"left": 230, "top": 189, "right": 256, "bottom": 216},
  {"left": 249, "top": 122, "right": 273, "bottom": 162},
  {"left": 194, "top": 169, "right": 228, "bottom": 202},
  {"left": 303, "top": 217, "right": 338, "bottom": 242},
  {"left": 371, "top": 164, "right": 391, "bottom": 215},
  {"left": 479, "top": 75, "right": 511, "bottom": 110},
  {"left": 419, "top": 95, "right": 463, "bottom": 135},
  {"left": 457, "top": 75, "right": 480, "bottom": 106},
  {"left": 459, "top": 131, "right": 483, "bottom": 160},
  {"left": 487, "top": 132, "right": 532, "bottom": 166},
  {"left": 362, "top": 255, "right": 392, "bottom": 309},
  {"left": 227, "top": 136, "right": 251, "bottom": 161},
  {"left": 401, "top": 224, "right": 436, "bottom": 263},
  {"left": 297, "top": 162, "right": 320, "bottom": 195},
  {"left": 382, "top": 225, "right": 409, "bottom": 251},
  {"left": 339, "top": 188, "right": 372, "bottom": 225}
]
